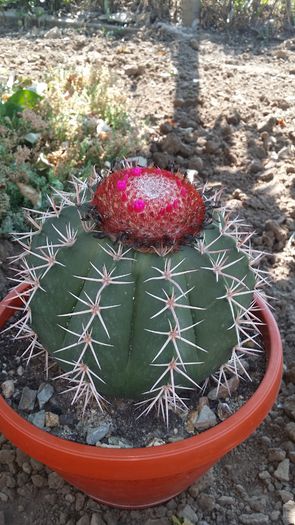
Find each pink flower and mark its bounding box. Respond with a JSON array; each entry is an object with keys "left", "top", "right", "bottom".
[
  {"left": 133, "top": 199, "right": 145, "bottom": 212},
  {"left": 132, "top": 167, "right": 142, "bottom": 176},
  {"left": 117, "top": 180, "right": 127, "bottom": 191}
]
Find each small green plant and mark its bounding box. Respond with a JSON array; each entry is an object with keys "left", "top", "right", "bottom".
[
  {"left": 8, "top": 166, "right": 266, "bottom": 424},
  {"left": 0, "top": 67, "right": 139, "bottom": 234}
]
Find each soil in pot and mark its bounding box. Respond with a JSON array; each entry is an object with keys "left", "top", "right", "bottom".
[{"left": 0, "top": 313, "right": 266, "bottom": 449}]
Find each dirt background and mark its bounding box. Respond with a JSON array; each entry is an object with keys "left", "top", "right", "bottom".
[{"left": 0, "top": 19, "right": 295, "bottom": 525}]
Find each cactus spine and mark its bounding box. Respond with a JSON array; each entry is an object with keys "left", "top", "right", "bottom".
[{"left": 9, "top": 167, "right": 265, "bottom": 422}]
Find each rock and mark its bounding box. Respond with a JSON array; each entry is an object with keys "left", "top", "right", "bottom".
[
  {"left": 239, "top": 513, "right": 269, "bottom": 524},
  {"left": 190, "top": 39, "right": 199, "bottom": 50},
  {"left": 0, "top": 449, "right": 15, "bottom": 465},
  {"left": 194, "top": 405, "right": 217, "bottom": 431},
  {"left": 90, "top": 514, "right": 106, "bottom": 525},
  {"left": 257, "top": 117, "right": 277, "bottom": 133},
  {"left": 146, "top": 437, "right": 166, "bottom": 447},
  {"left": 86, "top": 423, "right": 110, "bottom": 445},
  {"left": 47, "top": 472, "right": 64, "bottom": 490},
  {"left": 159, "top": 122, "right": 173, "bottom": 134},
  {"left": 124, "top": 65, "right": 145, "bottom": 77},
  {"left": 37, "top": 383, "right": 54, "bottom": 409},
  {"left": 289, "top": 451, "right": 295, "bottom": 463},
  {"left": 284, "top": 394, "right": 295, "bottom": 419},
  {"left": 1, "top": 380, "right": 14, "bottom": 399},
  {"left": 259, "top": 170, "right": 274, "bottom": 182},
  {"left": 249, "top": 159, "right": 264, "bottom": 174},
  {"left": 152, "top": 152, "right": 170, "bottom": 169},
  {"left": 226, "top": 111, "right": 241, "bottom": 126},
  {"left": 188, "top": 156, "right": 204, "bottom": 171},
  {"left": 76, "top": 516, "right": 90, "bottom": 525},
  {"left": 45, "top": 412, "right": 59, "bottom": 428},
  {"left": 205, "top": 139, "right": 220, "bottom": 154},
  {"left": 31, "top": 474, "right": 47, "bottom": 488},
  {"left": 217, "top": 402, "right": 232, "bottom": 421},
  {"left": 44, "top": 26, "right": 62, "bottom": 39},
  {"left": 188, "top": 469, "right": 215, "bottom": 498},
  {"left": 218, "top": 495, "right": 235, "bottom": 506},
  {"left": 28, "top": 410, "right": 46, "bottom": 429},
  {"left": 278, "top": 490, "right": 294, "bottom": 503},
  {"left": 274, "top": 459, "right": 290, "bottom": 481},
  {"left": 179, "top": 503, "right": 198, "bottom": 523},
  {"left": 198, "top": 493, "right": 215, "bottom": 512},
  {"left": 268, "top": 448, "right": 286, "bottom": 462},
  {"left": 18, "top": 387, "right": 37, "bottom": 412},
  {"left": 0, "top": 511, "right": 5, "bottom": 525},
  {"left": 208, "top": 376, "right": 240, "bottom": 400},
  {"left": 161, "top": 133, "right": 184, "bottom": 155},
  {"left": 275, "top": 49, "right": 289, "bottom": 59},
  {"left": 282, "top": 500, "right": 295, "bottom": 525}
]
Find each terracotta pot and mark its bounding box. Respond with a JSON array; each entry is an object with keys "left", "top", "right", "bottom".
[{"left": 0, "top": 285, "right": 283, "bottom": 508}]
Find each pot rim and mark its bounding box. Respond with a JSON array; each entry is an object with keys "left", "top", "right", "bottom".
[{"left": 0, "top": 284, "right": 282, "bottom": 463}]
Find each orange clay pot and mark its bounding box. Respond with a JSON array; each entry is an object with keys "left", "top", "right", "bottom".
[{"left": 0, "top": 284, "right": 283, "bottom": 509}]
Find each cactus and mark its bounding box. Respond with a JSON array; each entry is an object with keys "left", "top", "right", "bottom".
[{"left": 9, "top": 166, "right": 266, "bottom": 423}]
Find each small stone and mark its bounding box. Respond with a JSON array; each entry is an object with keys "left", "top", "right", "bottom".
[
  {"left": 275, "top": 49, "right": 289, "bottom": 59},
  {"left": 274, "top": 459, "right": 290, "bottom": 481},
  {"left": 190, "top": 38, "right": 199, "bottom": 50},
  {"left": 1, "top": 380, "right": 14, "bottom": 399},
  {"left": 259, "top": 170, "right": 274, "bottom": 182},
  {"left": 226, "top": 111, "right": 241, "bottom": 126},
  {"left": 17, "top": 366, "right": 24, "bottom": 376},
  {"left": 205, "top": 139, "right": 220, "bottom": 154},
  {"left": 218, "top": 495, "right": 235, "bottom": 506},
  {"left": 44, "top": 26, "right": 62, "bottom": 39},
  {"left": 159, "top": 121, "right": 173, "bottom": 134},
  {"left": 198, "top": 493, "right": 215, "bottom": 512},
  {"left": 90, "top": 514, "right": 106, "bottom": 525},
  {"left": 18, "top": 387, "right": 37, "bottom": 412},
  {"left": 257, "top": 116, "right": 277, "bottom": 133},
  {"left": 270, "top": 510, "right": 280, "bottom": 522},
  {"left": 188, "top": 156, "right": 203, "bottom": 171},
  {"left": 31, "top": 474, "right": 47, "bottom": 488},
  {"left": 76, "top": 516, "right": 90, "bottom": 525},
  {"left": 152, "top": 152, "right": 170, "bottom": 169},
  {"left": 278, "top": 490, "right": 294, "bottom": 503},
  {"left": 286, "top": 422, "right": 295, "bottom": 442},
  {"left": 194, "top": 405, "right": 217, "bottom": 431},
  {"left": 249, "top": 159, "right": 263, "bottom": 174},
  {"left": 28, "top": 410, "right": 46, "bottom": 429},
  {"left": 146, "top": 437, "right": 166, "bottom": 447},
  {"left": 289, "top": 451, "right": 295, "bottom": 463},
  {"left": 217, "top": 402, "right": 232, "bottom": 421},
  {"left": 0, "top": 492, "right": 8, "bottom": 503},
  {"left": 282, "top": 500, "right": 295, "bottom": 525},
  {"left": 268, "top": 448, "right": 286, "bottom": 462},
  {"left": 0, "top": 449, "right": 15, "bottom": 465},
  {"left": 239, "top": 513, "right": 269, "bottom": 524},
  {"left": 86, "top": 424, "right": 110, "bottom": 445},
  {"left": 284, "top": 394, "right": 295, "bottom": 419},
  {"left": 48, "top": 472, "right": 64, "bottom": 490},
  {"left": 179, "top": 503, "right": 198, "bottom": 523},
  {"left": 45, "top": 412, "right": 59, "bottom": 428},
  {"left": 96, "top": 119, "right": 111, "bottom": 135},
  {"left": 124, "top": 64, "right": 145, "bottom": 77},
  {"left": 37, "top": 383, "right": 54, "bottom": 409},
  {"left": 0, "top": 511, "right": 5, "bottom": 525}
]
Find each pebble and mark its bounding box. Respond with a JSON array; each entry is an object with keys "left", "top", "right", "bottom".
[
  {"left": 86, "top": 424, "right": 110, "bottom": 445},
  {"left": 179, "top": 503, "right": 198, "bottom": 523},
  {"left": 284, "top": 394, "right": 295, "bottom": 419},
  {"left": 286, "top": 422, "right": 295, "bottom": 442},
  {"left": 18, "top": 387, "right": 37, "bottom": 412},
  {"left": 28, "top": 410, "right": 45, "bottom": 429},
  {"left": 45, "top": 412, "right": 60, "bottom": 428},
  {"left": 239, "top": 513, "right": 270, "bottom": 524},
  {"left": 274, "top": 459, "right": 290, "bottom": 481},
  {"left": 37, "top": 383, "right": 54, "bottom": 409},
  {"left": 198, "top": 493, "right": 215, "bottom": 512},
  {"left": 1, "top": 380, "right": 14, "bottom": 399},
  {"left": 268, "top": 447, "right": 286, "bottom": 462},
  {"left": 44, "top": 26, "right": 62, "bottom": 39},
  {"left": 90, "top": 515, "right": 106, "bottom": 525},
  {"left": 194, "top": 405, "right": 217, "bottom": 431}
]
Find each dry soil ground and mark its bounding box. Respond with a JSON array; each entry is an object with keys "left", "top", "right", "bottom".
[{"left": 0, "top": 21, "right": 295, "bottom": 525}]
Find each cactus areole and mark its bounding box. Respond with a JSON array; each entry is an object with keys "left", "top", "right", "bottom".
[{"left": 11, "top": 166, "right": 265, "bottom": 424}]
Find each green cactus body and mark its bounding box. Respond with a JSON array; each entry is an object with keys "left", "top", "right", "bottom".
[{"left": 11, "top": 167, "right": 261, "bottom": 418}]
